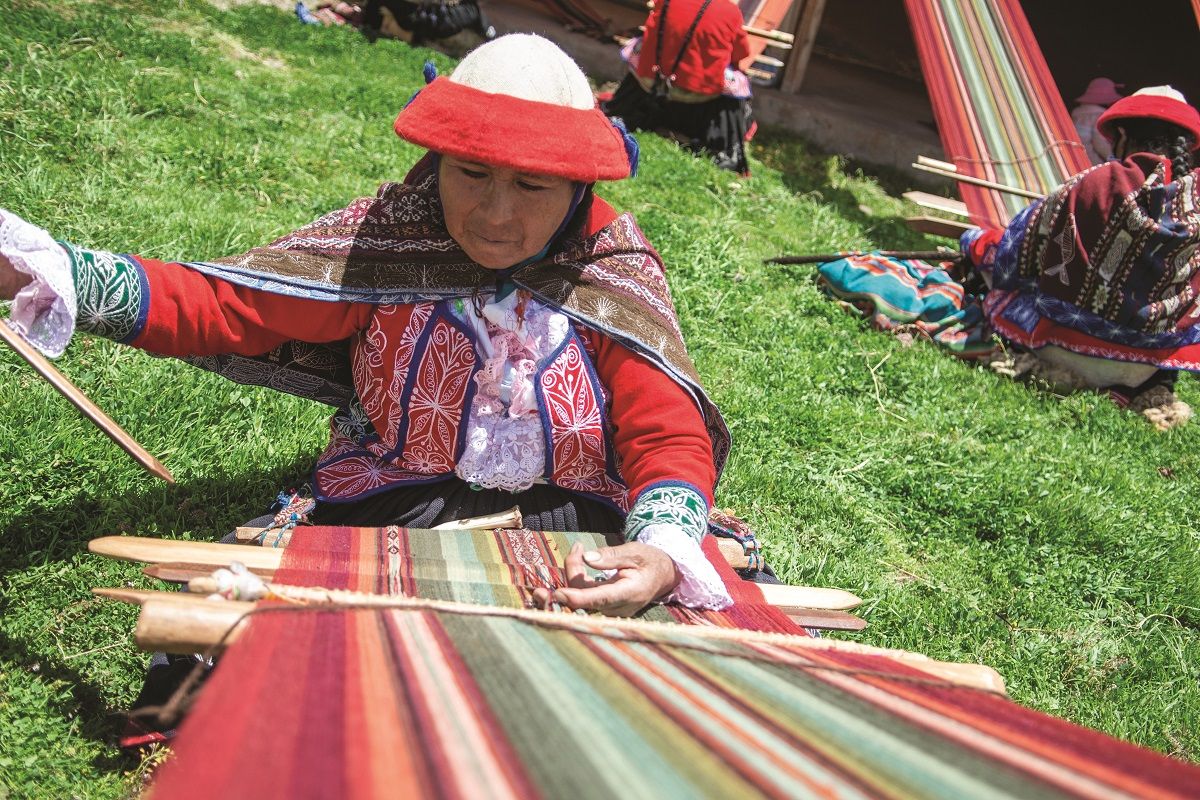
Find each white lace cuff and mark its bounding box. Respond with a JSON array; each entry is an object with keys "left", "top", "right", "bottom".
[
  {"left": 1, "top": 209, "right": 76, "bottom": 357},
  {"left": 638, "top": 525, "right": 732, "bottom": 610}
]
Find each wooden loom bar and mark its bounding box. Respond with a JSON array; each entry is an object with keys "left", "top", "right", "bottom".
[
  {"left": 128, "top": 568, "right": 868, "bottom": 631},
  {"left": 779, "top": 0, "right": 828, "bottom": 95},
  {"left": 912, "top": 161, "right": 1043, "bottom": 200},
  {"left": 89, "top": 535, "right": 864, "bottom": 611},
  {"left": 905, "top": 215, "right": 974, "bottom": 238},
  {"left": 234, "top": 505, "right": 525, "bottom": 543},
  {"left": 109, "top": 589, "right": 1001, "bottom": 694},
  {"left": 0, "top": 319, "right": 175, "bottom": 483}
]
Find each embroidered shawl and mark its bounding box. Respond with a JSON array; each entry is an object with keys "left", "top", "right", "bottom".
[
  {"left": 179, "top": 169, "right": 732, "bottom": 476},
  {"left": 997, "top": 154, "right": 1200, "bottom": 332}
]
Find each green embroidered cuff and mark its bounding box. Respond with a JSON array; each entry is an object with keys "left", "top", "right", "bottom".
[
  {"left": 624, "top": 483, "right": 708, "bottom": 544},
  {"left": 64, "top": 243, "right": 149, "bottom": 343}
]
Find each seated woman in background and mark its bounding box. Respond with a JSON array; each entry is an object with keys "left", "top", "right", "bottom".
[
  {"left": 602, "top": 0, "right": 755, "bottom": 175},
  {"left": 1071, "top": 77, "right": 1123, "bottom": 165},
  {"left": 961, "top": 86, "right": 1200, "bottom": 429},
  {"left": 0, "top": 34, "right": 732, "bottom": 615}
]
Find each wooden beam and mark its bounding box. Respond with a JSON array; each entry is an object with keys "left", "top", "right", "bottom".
[
  {"left": 121, "top": 592, "right": 999, "bottom": 694},
  {"left": 902, "top": 191, "right": 969, "bottom": 218},
  {"left": 90, "top": 535, "right": 864, "bottom": 611},
  {"left": 905, "top": 215, "right": 974, "bottom": 238},
  {"left": 779, "top": 0, "right": 827, "bottom": 94}
]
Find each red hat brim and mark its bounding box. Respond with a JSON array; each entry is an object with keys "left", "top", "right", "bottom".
[
  {"left": 394, "top": 78, "right": 631, "bottom": 182},
  {"left": 1097, "top": 94, "right": 1200, "bottom": 151}
]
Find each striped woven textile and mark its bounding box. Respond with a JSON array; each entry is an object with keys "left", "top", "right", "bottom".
[
  {"left": 904, "top": 0, "right": 1091, "bottom": 228},
  {"left": 275, "top": 525, "right": 806, "bottom": 633},
  {"left": 816, "top": 254, "right": 995, "bottom": 360},
  {"left": 148, "top": 603, "right": 1200, "bottom": 799}
]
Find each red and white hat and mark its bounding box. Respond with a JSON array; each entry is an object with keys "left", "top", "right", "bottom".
[
  {"left": 394, "top": 34, "right": 636, "bottom": 182},
  {"left": 1097, "top": 85, "right": 1200, "bottom": 151}
]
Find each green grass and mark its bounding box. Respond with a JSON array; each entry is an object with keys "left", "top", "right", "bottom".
[{"left": 1, "top": 0, "right": 1198, "bottom": 795}]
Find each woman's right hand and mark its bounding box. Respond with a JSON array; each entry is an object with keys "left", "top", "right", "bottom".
[{"left": 0, "top": 252, "right": 31, "bottom": 300}]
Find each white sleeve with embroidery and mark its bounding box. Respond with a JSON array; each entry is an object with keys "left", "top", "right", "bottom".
[
  {"left": 0, "top": 209, "right": 76, "bottom": 357},
  {"left": 624, "top": 484, "right": 732, "bottom": 610}
]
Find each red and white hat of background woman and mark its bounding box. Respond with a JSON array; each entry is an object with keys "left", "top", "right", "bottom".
[
  {"left": 393, "top": 33, "right": 637, "bottom": 182},
  {"left": 1097, "top": 85, "right": 1200, "bottom": 151},
  {"left": 1075, "top": 77, "right": 1123, "bottom": 107}
]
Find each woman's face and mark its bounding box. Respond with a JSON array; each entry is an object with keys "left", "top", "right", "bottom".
[{"left": 439, "top": 156, "right": 576, "bottom": 269}]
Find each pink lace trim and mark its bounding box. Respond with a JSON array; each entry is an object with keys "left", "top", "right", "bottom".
[
  {"left": 0, "top": 209, "right": 76, "bottom": 357},
  {"left": 638, "top": 526, "right": 732, "bottom": 610}
]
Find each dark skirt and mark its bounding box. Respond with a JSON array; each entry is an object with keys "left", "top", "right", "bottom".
[
  {"left": 602, "top": 74, "right": 754, "bottom": 175},
  {"left": 311, "top": 477, "right": 624, "bottom": 534}
]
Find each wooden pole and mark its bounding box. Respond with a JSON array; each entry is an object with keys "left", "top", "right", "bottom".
[
  {"left": 134, "top": 598, "right": 252, "bottom": 654},
  {"left": 912, "top": 161, "right": 1043, "bottom": 200},
  {"left": 904, "top": 216, "right": 975, "bottom": 238},
  {"left": 779, "top": 0, "right": 828, "bottom": 94},
  {"left": 90, "top": 535, "right": 864, "bottom": 611},
  {"left": 766, "top": 250, "right": 958, "bottom": 266},
  {"left": 126, "top": 569, "right": 867, "bottom": 631},
  {"left": 117, "top": 590, "right": 999, "bottom": 694},
  {"left": 0, "top": 319, "right": 174, "bottom": 483}
]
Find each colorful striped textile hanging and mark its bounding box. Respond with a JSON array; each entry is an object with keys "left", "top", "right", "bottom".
[
  {"left": 275, "top": 525, "right": 805, "bottom": 633},
  {"left": 147, "top": 602, "right": 1200, "bottom": 799},
  {"left": 904, "top": 0, "right": 1091, "bottom": 228}
]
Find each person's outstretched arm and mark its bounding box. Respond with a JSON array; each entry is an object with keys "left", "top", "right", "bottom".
[{"left": 1, "top": 209, "right": 372, "bottom": 359}]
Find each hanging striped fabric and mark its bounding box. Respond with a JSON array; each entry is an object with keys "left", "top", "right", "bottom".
[
  {"left": 904, "top": 0, "right": 1091, "bottom": 228},
  {"left": 148, "top": 602, "right": 1200, "bottom": 799}
]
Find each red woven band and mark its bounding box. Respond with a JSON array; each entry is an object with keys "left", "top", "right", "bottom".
[{"left": 393, "top": 78, "right": 631, "bottom": 182}]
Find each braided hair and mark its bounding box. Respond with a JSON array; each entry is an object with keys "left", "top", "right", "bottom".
[{"left": 1114, "top": 118, "right": 1195, "bottom": 177}]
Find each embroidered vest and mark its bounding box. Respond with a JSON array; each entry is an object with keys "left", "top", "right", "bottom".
[{"left": 312, "top": 300, "right": 630, "bottom": 509}]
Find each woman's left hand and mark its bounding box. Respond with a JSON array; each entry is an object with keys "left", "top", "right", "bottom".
[{"left": 532, "top": 541, "right": 680, "bottom": 617}]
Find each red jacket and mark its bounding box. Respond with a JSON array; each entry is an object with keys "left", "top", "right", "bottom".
[
  {"left": 636, "top": 0, "right": 750, "bottom": 96},
  {"left": 112, "top": 196, "right": 716, "bottom": 509}
]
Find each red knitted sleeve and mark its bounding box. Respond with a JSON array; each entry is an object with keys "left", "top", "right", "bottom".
[
  {"left": 584, "top": 329, "right": 716, "bottom": 507},
  {"left": 129, "top": 256, "right": 373, "bottom": 356}
]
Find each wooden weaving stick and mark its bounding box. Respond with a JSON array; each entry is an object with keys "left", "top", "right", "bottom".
[
  {"left": 0, "top": 319, "right": 174, "bottom": 483},
  {"left": 100, "top": 589, "right": 1000, "bottom": 695},
  {"left": 902, "top": 191, "right": 970, "bottom": 218},
  {"left": 88, "top": 535, "right": 864, "bottom": 611},
  {"left": 233, "top": 506, "right": 525, "bottom": 542},
  {"left": 912, "top": 159, "right": 1043, "bottom": 200},
  {"left": 131, "top": 567, "right": 867, "bottom": 631},
  {"left": 905, "top": 215, "right": 974, "bottom": 238},
  {"left": 766, "top": 250, "right": 958, "bottom": 266}
]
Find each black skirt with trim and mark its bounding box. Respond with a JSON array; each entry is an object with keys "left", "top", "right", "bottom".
[{"left": 602, "top": 74, "right": 754, "bottom": 175}]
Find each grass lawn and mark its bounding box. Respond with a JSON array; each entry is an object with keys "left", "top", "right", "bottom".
[{"left": 1, "top": 0, "right": 1198, "bottom": 796}]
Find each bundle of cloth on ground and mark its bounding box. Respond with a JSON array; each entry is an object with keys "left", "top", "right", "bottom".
[
  {"left": 816, "top": 253, "right": 995, "bottom": 360},
  {"left": 296, "top": 0, "right": 494, "bottom": 46}
]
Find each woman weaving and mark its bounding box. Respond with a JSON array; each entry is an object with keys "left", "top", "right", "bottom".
[
  {"left": 0, "top": 34, "right": 734, "bottom": 615},
  {"left": 960, "top": 86, "right": 1200, "bottom": 428}
]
